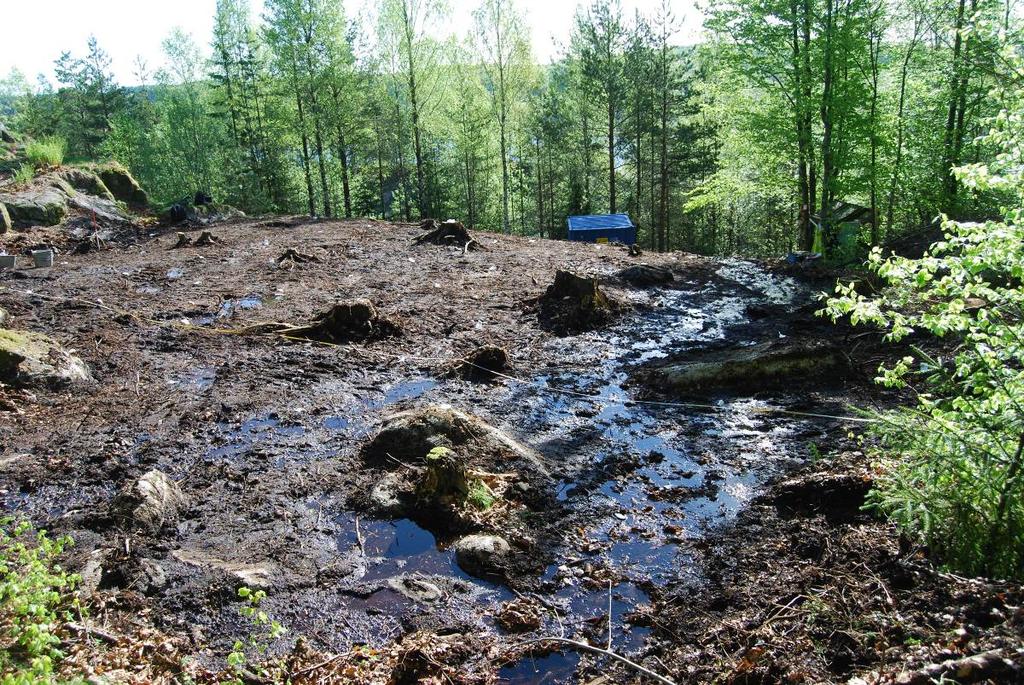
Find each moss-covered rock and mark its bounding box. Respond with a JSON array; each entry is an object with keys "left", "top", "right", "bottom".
[
  {"left": 0, "top": 187, "right": 69, "bottom": 227},
  {"left": 93, "top": 162, "right": 148, "bottom": 208},
  {"left": 0, "top": 328, "right": 92, "bottom": 388},
  {"left": 0, "top": 201, "right": 10, "bottom": 234},
  {"left": 0, "top": 122, "right": 17, "bottom": 145},
  {"left": 58, "top": 168, "right": 114, "bottom": 201}
]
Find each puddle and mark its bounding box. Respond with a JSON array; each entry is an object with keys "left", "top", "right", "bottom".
[{"left": 190, "top": 260, "right": 815, "bottom": 681}]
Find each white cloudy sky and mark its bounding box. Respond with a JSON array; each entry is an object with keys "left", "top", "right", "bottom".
[{"left": 2, "top": 0, "right": 703, "bottom": 87}]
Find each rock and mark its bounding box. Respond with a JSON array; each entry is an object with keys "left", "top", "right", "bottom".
[
  {"left": 93, "top": 162, "right": 148, "bottom": 208},
  {"left": 454, "top": 534, "right": 510, "bottom": 577},
  {"left": 618, "top": 264, "right": 674, "bottom": 287},
  {"left": 67, "top": 192, "right": 133, "bottom": 227},
  {"left": 0, "top": 202, "right": 10, "bottom": 234},
  {"left": 0, "top": 329, "right": 93, "bottom": 388},
  {"left": 369, "top": 472, "right": 406, "bottom": 516},
  {"left": 0, "top": 123, "right": 16, "bottom": 145},
  {"left": 57, "top": 168, "right": 114, "bottom": 201},
  {"left": 387, "top": 575, "right": 442, "bottom": 603},
  {"left": 538, "top": 270, "right": 619, "bottom": 335},
  {"left": 113, "top": 469, "right": 186, "bottom": 532},
  {"left": 0, "top": 307, "right": 8, "bottom": 327},
  {"left": 644, "top": 340, "right": 847, "bottom": 394},
  {"left": 365, "top": 404, "right": 548, "bottom": 476},
  {"left": 172, "top": 549, "right": 275, "bottom": 589},
  {"left": 0, "top": 187, "right": 69, "bottom": 227}
]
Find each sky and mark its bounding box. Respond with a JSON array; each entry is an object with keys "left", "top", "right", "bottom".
[{"left": 1, "top": 0, "right": 703, "bottom": 87}]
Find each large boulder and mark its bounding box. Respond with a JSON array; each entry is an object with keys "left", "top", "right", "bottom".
[
  {"left": 365, "top": 405, "right": 548, "bottom": 476},
  {"left": 453, "top": 534, "right": 510, "bottom": 578},
  {"left": 112, "top": 470, "right": 186, "bottom": 532},
  {"left": 93, "top": 162, "right": 148, "bottom": 208},
  {"left": 0, "top": 202, "right": 10, "bottom": 234},
  {"left": 0, "top": 187, "right": 69, "bottom": 227},
  {"left": 57, "top": 168, "right": 114, "bottom": 201},
  {"left": 642, "top": 340, "right": 847, "bottom": 394},
  {"left": 0, "top": 329, "right": 92, "bottom": 388}
]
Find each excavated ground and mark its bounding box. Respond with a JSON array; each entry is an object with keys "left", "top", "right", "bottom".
[{"left": 1, "top": 218, "right": 1020, "bottom": 684}]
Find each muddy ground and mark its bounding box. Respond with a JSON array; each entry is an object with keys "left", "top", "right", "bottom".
[{"left": 1, "top": 218, "right": 1020, "bottom": 684}]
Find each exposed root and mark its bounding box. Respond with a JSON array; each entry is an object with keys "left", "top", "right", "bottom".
[
  {"left": 276, "top": 248, "right": 319, "bottom": 266},
  {"left": 269, "top": 299, "right": 401, "bottom": 344}
]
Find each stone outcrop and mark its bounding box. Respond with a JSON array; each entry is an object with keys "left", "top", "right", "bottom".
[
  {"left": 0, "top": 329, "right": 92, "bottom": 388},
  {"left": 0, "top": 187, "right": 69, "bottom": 227},
  {"left": 0, "top": 201, "right": 10, "bottom": 234},
  {"left": 57, "top": 168, "right": 114, "bottom": 201},
  {"left": 93, "top": 162, "right": 148, "bottom": 208}
]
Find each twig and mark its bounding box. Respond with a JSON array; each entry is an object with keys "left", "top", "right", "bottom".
[
  {"left": 607, "top": 580, "right": 613, "bottom": 651},
  {"left": 64, "top": 621, "right": 120, "bottom": 645},
  {"left": 511, "top": 637, "right": 677, "bottom": 685},
  {"left": 354, "top": 516, "right": 365, "bottom": 555}
]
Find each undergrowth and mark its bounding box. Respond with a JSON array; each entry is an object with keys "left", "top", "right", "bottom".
[
  {"left": 25, "top": 137, "right": 66, "bottom": 169},
  {"left": 0, "top": 518, "right": 81, "bottom": 683}
]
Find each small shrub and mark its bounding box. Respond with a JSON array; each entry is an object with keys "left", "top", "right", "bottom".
[
  {"left": 467, "top": 480, "right": 496, "bottom": 510},
  {"left": 0, "top": 518, "right": 80, "bottom": 682},
  {"left": 227, "top": 586, "right": 286, "bottom": 680},
  {"left": 25, "top": 136, "right": 66, "bottom": 169},
  {"left": 13, "top": 163, "right": 34, "bottom": 185},
  {"left": 823, "top": 42, "right": 1024, "bottom": 578}
]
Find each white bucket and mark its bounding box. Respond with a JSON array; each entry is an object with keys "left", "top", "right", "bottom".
[{"left": 31, "top": 250, "right": 54, "bottom": 268}]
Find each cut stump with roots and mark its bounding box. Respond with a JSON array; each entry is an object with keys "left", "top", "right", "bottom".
[
  {"left": 414, "top": 218, "right": 485, "bottom": 253},
  {"left": 276, "top": 299, "right": 401, "bottom": 344},
  {"left": 538, "top": 270, "right": 620, "bottom": 335}
]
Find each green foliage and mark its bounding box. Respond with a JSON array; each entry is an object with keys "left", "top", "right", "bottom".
[
  {"left": 823, "top": 42, "right": 1024, "bottom": 578},
  {"left": 12, "top": 163, "right": 34, "bottom": 185},
  {"left": 467, "top": 480, "right": 496, "bottom": 510},
  {"left": 226, "top": 586, "right": 286, "bottom": 679},
  {"left": 0, "top": 519, "right": 80, "bottom": 683},
  {"left": 25, "top": 136, "right": 66, "bottom": 168}
]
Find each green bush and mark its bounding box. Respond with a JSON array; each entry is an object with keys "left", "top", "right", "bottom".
[
  {"left": 25, "top": 137, "right": 66, "bottom": 169},
  {"left": 0, "top": 519, "right": 80, "bottom": 682},
  {"left": 824, "top": 43, "right": 1024, "bottom": 578},
  {"left": 12, "top": 163, "right": 34, "bottom": 185}
]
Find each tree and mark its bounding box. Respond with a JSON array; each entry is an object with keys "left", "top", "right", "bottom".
[{"left": 473, "top": 0, "right": 533, "bottom": 233}]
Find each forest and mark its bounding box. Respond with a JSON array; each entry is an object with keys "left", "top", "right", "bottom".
[{"left": 1, "top": 0, "right": 1018, "bottom": 257}]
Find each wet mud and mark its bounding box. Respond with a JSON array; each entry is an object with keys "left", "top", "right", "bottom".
[{"left": 0, "top": 219, "right": 879, "bottom": 682}]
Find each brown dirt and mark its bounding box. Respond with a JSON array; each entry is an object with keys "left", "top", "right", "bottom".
[{"left": 1, "top": 217, "right": 1019, "bottom": 684}]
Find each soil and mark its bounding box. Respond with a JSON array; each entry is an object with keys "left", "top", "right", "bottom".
[{"left": 0, "top": 217, "right": 1020, "bottom": 684}]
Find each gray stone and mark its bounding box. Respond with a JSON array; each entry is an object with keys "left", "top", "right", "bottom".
[
  {"left": 369, "top": 473, "right": 406, "bottom": 516},
  {"left": 386, "top": 575, "right": 442, "bottom": 603},
  {"left": 618, "top": 264, "right": 675, "bottom": 287},
  {"left": 57, "top": 168, "right": 114, "bottom": 201},
  {"left": 454, "top": 534, "right": 510, "bottom": 577},
  {"left": 0, "top": 329, "right": 93, "bottom": 388},
  {"left": 0, "top": 201, "right": 10, "bottom": 234},
  {"left": 0, "top": 123, "right": 16, "bottom": 145},
  {"left": 0, "top": 187, "right": 69, "bottom": 227},
  {"left": 172, "top": 549, "right": 275, "bottom": 589}
]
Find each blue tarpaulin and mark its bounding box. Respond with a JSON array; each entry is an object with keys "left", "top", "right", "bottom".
[{"left": 567, "top": 214, "right": 637, "bottom": 245}]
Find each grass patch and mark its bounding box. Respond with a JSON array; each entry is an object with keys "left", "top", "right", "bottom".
[
  {"left": 0, "top": 519, "right": 81, "bottom": 682},
  {"left": 25, "top": 137, "right": 66, "bottom": 169},
  {"left": 13, "top": 163, "right": 34, "bottom": 185}
]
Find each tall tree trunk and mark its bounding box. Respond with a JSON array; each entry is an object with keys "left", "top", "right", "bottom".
[
  {"left": 401, "top": 0, "right": 427, "bottom": 219},
  {"left": 818, "top": 0, "right": 836, "bottom": 236},
  {"left": 941, "top": 0, "right": 967, "bottom": 212},
  {"left": 608, "top": 98, "right": 616, "bottom": 213},
  {"left": 290, "top": 55, "right": 315, "bottom": 217}
]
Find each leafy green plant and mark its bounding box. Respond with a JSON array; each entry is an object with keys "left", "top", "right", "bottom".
[
  {"left": 12, "top": 163, "right": 34, "bottom": 185},
  {"left": 25, "top": 136, "right": 66, "bottom": 169},
  {"left": 0, "top": 518, "right": 81, "bottom": 682},
  {"left": 467, "top": 480, "right": 496, "bottom": 510},
  {"left": 226, "top": 587, "right": 286, "bottom": 679},
  {"left": 823, "top": 42, "right": 1024, "bottom": 578}
]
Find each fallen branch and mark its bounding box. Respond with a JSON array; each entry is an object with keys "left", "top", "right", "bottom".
[{"left": 510, "top": 637, "right": 677, "bottom": 685}]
